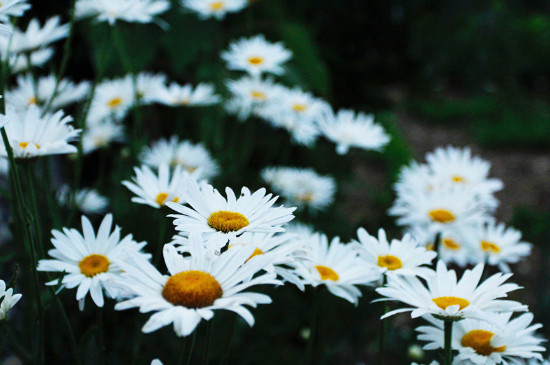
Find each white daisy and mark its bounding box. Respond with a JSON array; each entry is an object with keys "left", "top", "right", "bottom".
[
  {"left": 155, "top": 82, "right": 221, "bottom": 107},
  {"left": 6, "top": 74, "right": 90, "bottom": 112},
  {"left": 76, "top": 0, "right": 170, "bottom": 25},
  {"left": 5, "top": 47, "right": 54, "bottom": 73},
  {"left": 0, "top": 0, "right": 30, "bottom": 20},
  {"left": 133, "top": 72, "right": 167, "bottom": 105},
  {"left": 0, "top": 279, "right": 22, "bottom": 320},
  {"left": 166, "top": 178, "right": 296, "bottom": 251},
  {"left": 416, "top": 312, "right": 545, "bottom": 364},
  {"left": 37, "top": 214, "right": 149, "bottom": 309},
  {"left": 464, "top": 221, "right": 532, "bottom": 272},
  {"left": 115, "top": 233, "right": 280, "bottom": 337},
  {"left": 318, "top": 108, "right": 391, "bottom": 155},
  {"left": 225, "top": 76, "right": 283, "bottom": 120},
  {"left": 82, "top": 118, "right": 125, "bottom": 154},
  {"left": 261, "top": 166, "right": 336, "bottom": 211},
  {"left": 352, "top": 228, "right": 436, "bottom": 280},
  {"left": 181, "top": 0, "right": 247, "bottom": 20},
  {"left": 57, "top": 186, "right": 109, "bottom": 215},
  {"left": 221, "top": 34, "right": 292, "bottom": 77},
  {"left": 376, "top": 260, "right": 527, "bottom": 321},
  {"left": 293, "top": 234, "right": 379, "bottom": 304},
  {"left": 0, "top": 16, "right": 69, "bottom": 54},
  {"left": 88, "top": 77, "right": 135, "bottom": 123},
  {"left": 408, "top": 226, "right": 472, "bottom": 267},
  {"left": 122, "top": 163, "right": 193, "bottom": 209},
  {"left": 140, "top": 136, "right": 219, "bottom": 180},
  {"left": 0, "top": 105, "right": 80, "bottom": 159}
]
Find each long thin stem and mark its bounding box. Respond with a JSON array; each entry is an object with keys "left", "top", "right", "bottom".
[
  {"left": 96, "top": 310, "right": 106, "bottom": 365},
  {"left": 47, "top": 286, "right": 81, "bottom": 365},
  {"left": 184, "top": 331, "right": 197, "bottom": 365},
  {"left": 443, "top": 320, "right": 454, "bottom": 365},
  {"left": 203, "top": 319, "right": 214, "bottom": 365},
  {"left": 378, "top": 276, "right": 389, "bottom": 365}
]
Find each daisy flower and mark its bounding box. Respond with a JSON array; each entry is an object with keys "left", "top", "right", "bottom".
[
  {"left": 376, "top": 260, "right": 527, "bottom": 321},
  {"left": 0, "top": 279, "right": 22, "bottom": 320},
  {"left": 225, "top": 76, "right": 283, "bottom": 120},
  {"left": 293, "top": 234, "right": 379, "bottom": 304},
  {"left": 6, "top": 74, "right": 90, "bottom": 112},
  {"left": 0, "top": 106, "right": 80, "bottom": 158},
  {"left": 76, "top": 0, "right": 170, "bottom": 25},
  {"left": 181, "top": 0, "right": 247, "bottom": 20},
  {"left": 88, "top": 77, "right": 135, "bottom": 123},
  {"left": 57, "top": 186, "right": 109, "bottom": 215},
  {"left": 133, "top": 72, "right": 167, "bottom": 105},
  {"left": 221, "top": 35, "right": 292, "bottom": 77},
  {"left": 0, "top": 16, "right": 69, "bottom": 54},
  {"left": 122, "top": 164, "right": 193, "bottom": 209},
  {"left": 352, "top": 228, "right": 436, "bottom": 280},
  {"left": 464, "top": 221, "right": 532, "bottom": 272},
  {"left": 318, "top": 108, "right": 390, "bottom": 155},
  {"left": 0, "top": 0, "right": 30, "bottom": 21},
  {"left": 408, "top": 226, "right": 472, "bottom": 267},
  {"left": 115, "top": 234, "right": 280, "bottom": 337},
  {"left": 5, "top": 47, "right": 53, "bottom": 74},
  {"left": 155, "top": 82, "right": 221, "bottom": 107},
  {"left": 416, "top": 312, "right": 545, "bottom": 364},
  {"left": 166, "top": 178, "right": 296, "bottom": 251},
  {"left": 140, "top": 136, "right": 219, "bottom": 180},
  {"left": 82, "top": 118, "right": 125, "bottom": 154},
  {"left": 261, "top": 166, "right": 336, "bottom": 211},
  {"left": 37, "top": 214, "right": 149, "bottom": 309}
]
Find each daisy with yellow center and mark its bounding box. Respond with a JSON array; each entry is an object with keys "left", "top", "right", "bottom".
[
  {"left": 221, "top": 34, "right": 292, "bottom": 77},
  {"left": 115, "top": 234, "right": 280, "bottom": 337},
  {"left": 122, "top": 163, "right": 191, "bottom": 209},
  {"left": 166, "top": 178, "right": 295, "bottom": 251},
  {"left": 87, "top": 77, "right": 134, "bottom": 123},
  {"left": 292, "top": 234, "right": 379, "bottom": 304},
  {"left": 156, "top": 82, "right": 221, "bottom": 108},
  {"left": 37, "top": 214, "right": 149, "bottom": 309},
  {"left": 225, "top": 76, "right": 283, "bottom": 120},
  {"left": 416, "top": 312, "right": 545, "bottom": 364},
  {"left": 376, "top": 260, "right": 527, "bottom": 321},
  {"left": 353, "top": 228, "right": 436, "bottom": 280},
  {"left": 181, "top": 0, "right": 247, "bottom": 20}
]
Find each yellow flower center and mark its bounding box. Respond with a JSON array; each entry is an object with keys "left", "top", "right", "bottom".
[
  {"left": 452, "top": 175, "right": 466, "bottom": 183},
  {"left": 28, "top": 96, "right": 38, "bottom": 105},
  {"left": 208, "top": 211, "right": 249, "bottom": 233},
  {"left": 296, "top": 192, "right": 314, "bottom": 202},
  {"left": 107, "top": 97, "right": 123, "bottom": 109},
  {"left": 79, "top": 254, "right": 110, "bottom": 277},
  {"left": 19, "top": 142, "right": 29, "bottom": 149},
  {"left": 428, "top": 209, "right": 456, "bottom": 223},
  {"left": 432, "top": 296, "right": 470, "bottom": 311},
  {"left": 162, "top": 270, "right": 223, "bottom": 308},
  {"left": 377, "top": 255, "right": 403, "bottom": 270},
  {"left": 209, "top": 1, "right": 224, "bottom": 10},
  {"left": 250, "top": 90, "right": 266, "bottom": 100},
  {"left": 248, "top": 56, "right": 264, "bottom": 65},
  {"left": 461, "top": 330, "right": 506, "bottom": 356},
  {"left": 443, "top": 238, "right": 461, "bottom": 251},
  {"left": 481, "top": 241, "right": 500, "bottom": 254},
  {"left": 315, "top": 265, "right": 339, "bottom": 281},
  {"left": 292, "top": 103, "right": 307, "bottom": 112}
]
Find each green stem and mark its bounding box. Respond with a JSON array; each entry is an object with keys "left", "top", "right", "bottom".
[
  {"left": 183, "top": 331, "right": 197, "bottom": 365},
  {"left": 203, "top": 319, "right": 214, "bottom": 365},
  {"left": 443, "top": 320, "right": 454, "bottom": 365},
  {"left": 306, "top": 287, "right": 320, "bottom": 365},
  {"left": 96, "top": 310, "right": 106, "bottom": 365},
  {"left": 219, "top": 316, "right": 236, "bottom": 365},
  {"left": 1, "top": 321, "right": 33, "bottom": 363},
  {"left": 378, "top": 275, "right": 388, "bottom": 365},
  {"left": 47, "top": 287, "right": 81, "bottom": 365},
  {"left": 432, "top": 231, "right": 442, "bottom": 267}
]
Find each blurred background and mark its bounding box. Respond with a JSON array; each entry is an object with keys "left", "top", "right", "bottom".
[{"left": 5, "top": 0, "right": 550, "bottom": 363}]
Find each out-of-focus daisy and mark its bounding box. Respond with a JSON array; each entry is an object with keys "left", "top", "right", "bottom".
[
  {"left": 417, "top": 312, "right": 545, "bottom": 364},
  {"left": 222, "top": 35, "right": 292, "bottom": 77},
  {"left": 5, "top": 47, "right": 54, "bottom": 73},
  {"left": 132, "top": 72, "right": 167, "bottom": 105},
  {"left": 426, "top": 146, "right": 503, "bottom": 208},
  {"left": 376, "top": 260, "right": 527, "bottom": 321},
  {"left": 225, "top": 76, "right": 282, "bottom": 120},
  {"left": 82, "top": 118, "right": 125, "bottom": 154},
  {"left": 123, "top": 164, "right": 192, "bottom": 209},
  {"left": 0, "top": 0, "right": 30, "bottom": 21},
  {"left": 76, "top": 0, "right": 170, "bottom": 25},
  {"left": 181, "top": 0, "right": 247, "bottom": 20},
  {"left": 88, "top": 77, "right": 135, "bottom": 123},
  {"left": 6, "top": 74, "right": 90, "bottom": 112},
  {"left": 167, "top": 178, "right": 296, "bottom": 250},
  {"left": 155, "top": 82, "right": 221, "bottom": 107},
  {"left": 465, "top": 221, "right": 531, "bottom": 272},
  {"left": 352, "top": 228, "right": 436, "bottom": 280},
  {"left": 115, "top": 234, "right": 279, "bottom": 337},
  {"left": 0, "top": 16, "right": 69, "bottom": 54},
  {"left": 140, "top": 136, "right": 219, "bottom": 180},
  {"left": 318, "top": 108, "right": 390, "bottom": 155},
  {"left": 0, "top": 279, "right": 22, "bottom": 320},
  {"left": 261, "top": 166, "right": 336, "bottom": 211},
  {"left": 57, "top": 186, "right": 109, "bottom": 215},
  {"left": 0, "top": 106, "right": 80, "bottom": 159},
  {"left": 37, "top": 214, "right": 149, "bottom": 309},
  {"left": 258, "top": 86, "right": 327, "bottom": 146},
  {"left": 408, "top": 226, "right": 472, "bottom": 267},
  {"left": 293, "top": 234, "right": 378, "bottom": 304},
  {"left": 389, "top": 184, "right": 491, "bottom": 236}
]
